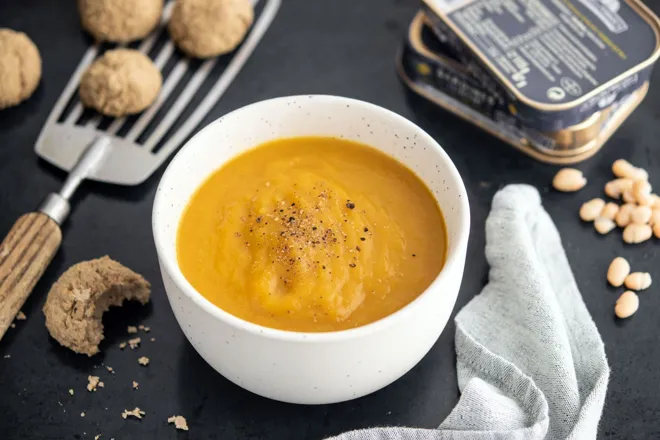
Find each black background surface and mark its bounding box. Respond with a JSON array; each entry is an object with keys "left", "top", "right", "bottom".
[{"left": 1, "top": 1, "right": 659, "bottom": 439}]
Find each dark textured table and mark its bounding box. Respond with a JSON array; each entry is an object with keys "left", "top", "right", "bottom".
[{"left": 1, "top": 1, "right": 659, "bottom": 439}]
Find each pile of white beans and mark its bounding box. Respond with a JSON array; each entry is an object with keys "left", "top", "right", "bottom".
[
  {"left": 607, "top": 257, "right": 651, "bottom": 318},
  {"left": 553, "top": 160, "right": 660, "bottom": 242},
  {"left": 552, "top": 159, "right": 657, "bottom": 318}
]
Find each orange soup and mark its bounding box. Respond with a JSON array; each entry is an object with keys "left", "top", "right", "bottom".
[{"left": 177, "top": 136, "right": 447, "bottom": 332}]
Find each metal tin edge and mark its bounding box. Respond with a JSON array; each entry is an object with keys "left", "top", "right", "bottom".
[
  {"left": 408, "top": 13, "right": 467, "bottom": 74},
  {"left": 396, "top": 42, "right": 649, "bottom": 163},
  {"left": 535, "top": 82, "right": 648, "bottom": 156}
]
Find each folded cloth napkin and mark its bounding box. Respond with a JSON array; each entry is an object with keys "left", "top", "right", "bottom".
[{"left": 329, "top": 184, "right": 610, "bottom": 440}]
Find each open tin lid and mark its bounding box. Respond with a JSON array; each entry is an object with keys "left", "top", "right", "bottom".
[{"left": 422, "top": 0, "right": 660, "bottom": 113}]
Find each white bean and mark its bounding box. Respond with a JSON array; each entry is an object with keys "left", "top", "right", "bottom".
[
  {"left": 615, "top": 203, "right": 636, "bottom": 228},
  {"left": 623, "top": 224, "right": 653, "bottom": 244},
  {"left": 607, "top": 257, "right": 630, "bottom": 287},
  {"left": 594, "top": 217, "right": 616, "bottom": 234},
  {"left": 579, "top": 198, "right": 605, "bottom": 221},
  {"left": 600, "top": 202, "right": 619, "bottom": 220},
  {"left": 622, "top": 190, "right": 637, "bottom": 204},
  {"left": 624, "top": 272, "right": 652, "bottom": 291},
  {"left": 615, "top": 291, "right": 639, "bottom": 319},
  {"left": 612, "top": 159, "right": 648, "bottom": 181},
  {"left": 552, "top": 168, "right": 587, "bottom": 192},
  {"left": 651, "top": 194, "right": 660, "bottom": 209},
  {"left": 605, "top": 178, "right": 633, "bottom": 199},
  {"left": 633, "top": 180, "right": 653, "bottom": 206},
  {"left": 648, "top": 209, "right": 660, "bottom": 226},
  {"left": 631, "top": 205, "right": 652, "bottom": 225}
]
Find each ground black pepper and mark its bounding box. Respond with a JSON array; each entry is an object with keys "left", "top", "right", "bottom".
[{"left": 240, "top": 185, "right": 374, "bottom": 287}]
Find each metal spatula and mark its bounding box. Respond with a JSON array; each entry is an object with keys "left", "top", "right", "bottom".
[{"left": 0, "top": 0, "right": 280, "bottom": 339}]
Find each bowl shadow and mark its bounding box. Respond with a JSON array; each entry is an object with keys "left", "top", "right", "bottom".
[{"left": 174, "top": 328, "right": 458, "bottom": 439}]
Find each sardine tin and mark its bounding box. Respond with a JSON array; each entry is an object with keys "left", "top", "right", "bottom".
[
  {"left": 398, "top": 11, "right": 648, "bottom": 164},
  {"left": 421, "top": 0, "right": 660, "bottom": 131}
]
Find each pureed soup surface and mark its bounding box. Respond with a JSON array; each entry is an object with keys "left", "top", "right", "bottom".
[{"left": 177, "top": 136, "right": 447, "bottom": 332}]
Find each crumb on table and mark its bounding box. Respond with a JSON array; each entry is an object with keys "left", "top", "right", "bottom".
[
  {"left": 132, "top": 381, "right": 139, "bottom": 390},
  {"left": 128, "top": 337, "right": 141, "bottom": 349},
  {"left": 87, "top": 376, "right": 104, "bottom": 392},
  {"left": 122, "top": 407, "right": 145, "bottom": 420},
  {"left": 16, "top": 311, "right": 26, "bottom": 320},
  {"left": 168, "top": 415, "right": 189, "bottom": 431},
  {"left": 138, "top": 356, "right": 149, "bottom": 366},
  {"left": 127, "top": 326, "right": 138, "bottom": 334}
]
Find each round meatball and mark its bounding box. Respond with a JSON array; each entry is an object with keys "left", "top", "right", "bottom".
[
  {"left": 168, "top": 0, "right": 254, "bottom": 58},
  {"left": 79, "top": 49, "right": 162, "bottom": 117},
  {"left": 0, "top": 29, "right": 42, "bottom": 110},
  {"left": 78, "top": 0, "right": 164, "bottom": 43}
]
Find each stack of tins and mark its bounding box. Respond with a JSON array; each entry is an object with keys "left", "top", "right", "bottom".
[{"left": 398, "top": 0, "right": 660, "bottom": 164}]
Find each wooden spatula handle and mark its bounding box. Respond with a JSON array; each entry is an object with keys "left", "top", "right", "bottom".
[{"left": 0, "top": 212, "right": 61, "bottom": 339}]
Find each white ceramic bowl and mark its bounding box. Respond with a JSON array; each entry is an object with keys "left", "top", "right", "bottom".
[{"left": 153, "top": 95, "right": 470, "bottom": 404}]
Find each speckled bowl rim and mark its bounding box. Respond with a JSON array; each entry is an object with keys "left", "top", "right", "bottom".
[{"left": 153, "top": 95, "right": 470, "bottom": 343}]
